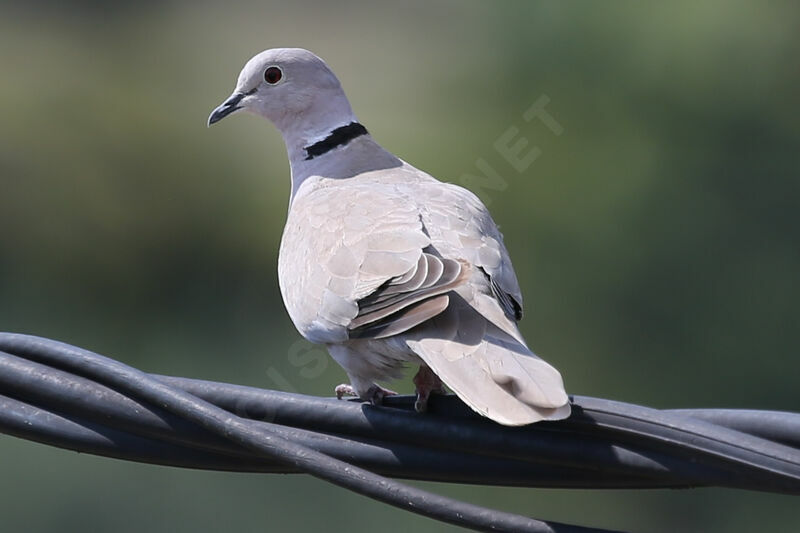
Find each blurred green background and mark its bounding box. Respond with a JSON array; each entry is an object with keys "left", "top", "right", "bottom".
[{"left": 1, "top": 1, "right": 799, "bottom": 531}]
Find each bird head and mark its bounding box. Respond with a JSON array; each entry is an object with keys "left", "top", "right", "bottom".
[{"left": 208, "top": 48, "right": 357, "bottom": 140}]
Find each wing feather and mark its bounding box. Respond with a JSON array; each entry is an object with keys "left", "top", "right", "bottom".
[
  {"left": 350, "top": 294, "right": 450, "bottom": 340},
  {"left": 348, "top": 255, "right": 468, "bottom": 335}
]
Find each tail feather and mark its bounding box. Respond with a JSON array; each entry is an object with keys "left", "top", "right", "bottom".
[{"left": 405, "top": 296, "right": 570, "bottom": 426}]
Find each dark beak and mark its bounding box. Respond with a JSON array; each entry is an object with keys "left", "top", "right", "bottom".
[{"left": 208, "top": 92, "right": 245, "bottom": 126}]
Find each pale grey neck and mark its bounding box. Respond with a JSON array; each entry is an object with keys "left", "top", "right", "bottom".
[
  {"left": 272, "top": 87, "right": 357, "bottom": 156},
  {"left": 286, "top": 133, "right": 403, "bottom": 203}
]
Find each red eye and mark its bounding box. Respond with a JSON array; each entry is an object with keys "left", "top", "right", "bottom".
[{"left": 264, "top": 66, "right": 282, "bottom": 84}]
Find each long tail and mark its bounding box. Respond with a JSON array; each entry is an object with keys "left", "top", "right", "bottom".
[{"left": 404, "top": 296, "right": 570, "bottom": 426}]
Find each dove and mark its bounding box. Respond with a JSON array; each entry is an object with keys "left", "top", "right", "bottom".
[{"left": 208, "top": 48, "right": 570, "bottom": 425}]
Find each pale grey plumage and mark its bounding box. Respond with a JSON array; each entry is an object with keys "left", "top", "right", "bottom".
[{"left": 209, "top": 48, "right": 570, "bottom": 425}]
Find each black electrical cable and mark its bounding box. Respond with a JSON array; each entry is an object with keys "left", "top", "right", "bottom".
[
  {"left": 0, "top": 392, "right": 687, "bottom": 489},
  {"left": 164, "top": 376, "right": 800, "bottom": 493},
  {"left": 5, "top": 348, "right": 796, "bottom": 491},
  {"left": 0, "top": 350, "right": 666, "bottom": 490},
  {"left": 668, "top": 409, "right": 800, "bottom": 448},
  {"left": 0, "top": 351, "right": 697, "bottom": 487},
  {"left": 0, "top": 333, "right": 614, "bottom": 533},
  {"left": 2, "top": 333, "right": 800, "bottom": 530}
]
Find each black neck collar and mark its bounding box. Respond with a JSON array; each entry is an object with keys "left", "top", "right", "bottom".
[{"left": 304, "top": 122, "right": 368, "bottom": 160}]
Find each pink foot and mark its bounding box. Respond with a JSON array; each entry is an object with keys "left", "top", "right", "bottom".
[
  {"left": 364, "top": 384, "right": 397, "bottom": 405},
  {"left": 413, "top": 365, "right": 447, "bottom": 413}
]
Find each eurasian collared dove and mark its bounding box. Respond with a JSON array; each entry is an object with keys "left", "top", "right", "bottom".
[{"left": 208, "top": 48, "right": 570, "bottom": 425}]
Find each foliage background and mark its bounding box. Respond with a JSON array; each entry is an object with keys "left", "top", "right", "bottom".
[{"left": 1, "top": 1, "right": 798, "bottom": 531}]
